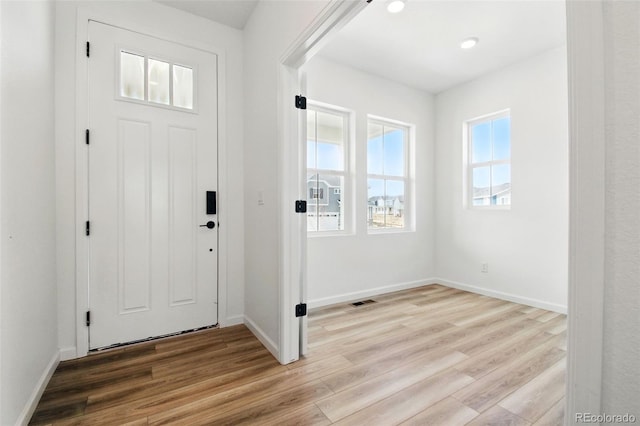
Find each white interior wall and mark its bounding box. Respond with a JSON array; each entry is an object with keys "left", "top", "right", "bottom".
[
  {"left": 0, "top": 1, "right": 58, "bottom": 424},
  {"left": 435, "top": 47, "right": 569, "bottom": 312},
  {"left": 242, "top": 0, "right": 330, "bottom": 358},
  {"left": 601, "top": 1, "right": 640, "bottom": 413},
  {"left": 54, "top": 0, "right": 245, "bottom": 359},
  {"left": 303, "top": 56, "right": 435, "bottom": 307}
]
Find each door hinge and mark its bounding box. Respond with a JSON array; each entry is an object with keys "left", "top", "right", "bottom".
[
  {"left": 295, "top": 95, "right": 307, "bottom": 110},
  {"left": 295, "top": 303, "right": 307, "bottom": 317},
  {"left": 86, "top": 41, "right": 90, "bottom": 57},
  {"left": 86, "top": 221, "right": 90, "bottom": 236},
  {"left": 86, "top": 311, "right": 91, "bottom": 326},
  {"left": 295, "top": 200, "right": 307, "bottom": 213},
  {"left": 85, "top": 129, "right": 90, "bottom": 145}
]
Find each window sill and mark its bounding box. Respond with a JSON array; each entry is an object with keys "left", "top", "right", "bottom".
[
  {"left": 307, "top": 231, "right": 354, "bottom": 238},
  {"left": 468, "top": 205, "right": 511, "bottom": 211},
  {"left": 367, "top": 227, "right": 415, "bottom": 235}
]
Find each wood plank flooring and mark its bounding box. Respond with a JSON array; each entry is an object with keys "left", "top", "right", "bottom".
[{"left": 30, "top": 284, "right": 566, "bottom": 425}]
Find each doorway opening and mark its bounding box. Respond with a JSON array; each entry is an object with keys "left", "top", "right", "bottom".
[{"left": 279, "top": 0, "right": 606, "bottom": 420}]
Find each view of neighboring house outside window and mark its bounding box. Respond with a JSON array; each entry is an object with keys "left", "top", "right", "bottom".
[
  {"left": 307, "top": 104, "right": 349, "bottom": 233},
  {"left": 367, "top": 118, "right": 410, "bottom": 230},
  {"left": 466, "top": 110, "right": 511, "bottom": 208}
]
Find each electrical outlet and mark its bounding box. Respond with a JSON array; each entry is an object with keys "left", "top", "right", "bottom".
[{"left": 481, "top": 263, "right": 489, "bottom": 273}]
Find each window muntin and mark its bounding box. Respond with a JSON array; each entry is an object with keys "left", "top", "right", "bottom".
[
  {"left": 119, "top": 50, "right": 195, "bottom": 111},
  {"left": 306, "top": 105, "right": 349, "bottom": 233},
  {"left": 466, "top": 111, "right": 511, "bottom": 207},
  {"left": 367, "top": 119, "right": 409, "bottom": 230}
]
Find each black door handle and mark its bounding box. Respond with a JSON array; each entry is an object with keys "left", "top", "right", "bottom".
[{"left": 199, "top": 221, "right": 216, "bottom": 229}]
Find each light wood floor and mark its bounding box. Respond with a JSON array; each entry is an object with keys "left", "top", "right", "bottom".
[{"left": 30, "top": 284, "right": 566, "bottom": 425}]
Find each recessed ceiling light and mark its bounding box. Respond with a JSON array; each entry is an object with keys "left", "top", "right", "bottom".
[
  {"left": 387, "top": 0, "right": 405, "bottom": 13},
  {"left": 460, "top": 37, "right": 479, "bottom": 49}
]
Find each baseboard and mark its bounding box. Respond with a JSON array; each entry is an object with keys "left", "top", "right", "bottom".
[
  {"left": 308, "top": 279, "right": 436, "bottom": 309},
  {"left": 434, "top": 277, "right": 568, "bottom": 314},
  {"left": 17, "top": 351, "right": 59, "bottom": 425},
  {"left": 243, "top": 315, "right": 279, "bottom": 361},
  {"left": 59, "top": 346, "right": 77, "bottom": 361},
  {"left": 223, "top": 315, "right": 245, "bottom": 327}
]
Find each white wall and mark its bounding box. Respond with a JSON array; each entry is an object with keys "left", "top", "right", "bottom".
[
  {"left": 435, "top": 47, "right": 569, "bottom": 313},
  {"left": 303, "top": 57, "right": 435, "bottom": 307},
  {"left": 601, "top": 0, "right": 640, "bottom": 414},
  {"left": 243, "top": 0, "right": 330, "bottom": 357},
  {"left": 0, "top": 1, "right": 58, "bottom": 424},
  {"left": 55, "top": 0, "right": 245, "bottom": 358}
]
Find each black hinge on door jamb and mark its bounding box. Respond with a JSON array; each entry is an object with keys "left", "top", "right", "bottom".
[
  {"left": 86, "top": 221, "right": 90, "bottom": 236},
  {"left": 295, "top": 303, "right": 307, "bottom": 317},
  {"left": 295, "top": 95, "right": 307, "bottom": 110},
  {"left": 86, "top": 311, "right": 91, "bottom": 327},
  {"left": 86, "top": 41, "right": 90, "bottom": 57},
  {"left": 295, "top": 200, "right": 307, "bottom": 213},
  {"left": 86, "top": 129, "right": 90, "bottom": 145}
]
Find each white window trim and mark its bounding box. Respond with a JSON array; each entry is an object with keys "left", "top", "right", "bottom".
[
  {"left": 463, "top": 109, "right": 511, "bottom": 210},
  {"left": 366, "top": 115, "right": 413, "bottom": 234},
  {"left": 306, "top": 101, "right": 353, "bottom": 236}
]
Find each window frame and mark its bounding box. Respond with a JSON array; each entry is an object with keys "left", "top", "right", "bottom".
[
  {"left": 464, "top": 109, "right": 511, "bottom": 210},
  {"left": 366, "top": 116, "right": 413, "bottom": 233},
  {"left": 306, "top": 101, "right": 353, "bottom": 236}
]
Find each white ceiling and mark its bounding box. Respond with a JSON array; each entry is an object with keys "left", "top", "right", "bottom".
[
  {"left": 318, "top": 0, "right": 566, "bottom": 94},
  {"left": 154, "top": 0, "right": 259, "bottom": 30},
  {"left": 153, "top": 0, "right": 565, "bottom": 93}
]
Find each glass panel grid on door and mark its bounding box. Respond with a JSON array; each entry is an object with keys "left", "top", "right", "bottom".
[{"left": 119, "top": 49, "right": 196, "bottom": 112}]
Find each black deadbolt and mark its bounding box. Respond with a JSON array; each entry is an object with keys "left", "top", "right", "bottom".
[{"left": 200, "top": 221, "right": 216, "bottom": 229}]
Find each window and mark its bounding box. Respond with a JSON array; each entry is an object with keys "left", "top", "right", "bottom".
[
  {"left": 119, "top": 50, "right": 195, "bottom": 111},
  {"left": 367, "top": 118, "right": 410, "bottom": 230},
  {"left": 466, "top": 111, "right": 511, "bottom": 207},
  {"left": 307, "top": 104, "right": 349, "bottom": 233}
]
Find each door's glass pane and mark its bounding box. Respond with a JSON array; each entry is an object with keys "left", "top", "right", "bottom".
[
  {"left": 316, "top": 111, "right": 344, "bottom": 170},
  {"left": 120, "top": 52, "right": 145, "bottom": 100},
  {"left": 367, "top": 123, "right": 384, "bottom": 175},
  {"left": 306, "top": 173, "right": 318, "bottom": 232},
  {"left": 472, "top": 166, "right": 491, "bottom": 206},
  {"left": 148, "top": 59, "right": 170, "bottom": 105},
  {"left": 472, "top": 122, "right": 491, "bottom": 163},
  {"left": 316, "top": 174, "right": 344, "bottom": 232},
  {"left": 383, "top": 127, "right": 405, "bottom": 176},
  {"left": 367, "top": 178, "right": 385, "bottom": 228},
  {"left": 492, "top": 117, "right": 511, "bottom": 160},
  {"left": 385, "top": 180, "right": 405, "bottom": 228},
  {"left": 491, "top": 164, "right": 511, "bottom": 206},
  {"left": 173, "top": 65, "right": 193, "bottom": 109}
]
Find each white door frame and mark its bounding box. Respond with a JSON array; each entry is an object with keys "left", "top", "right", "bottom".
[
  {"left": 74, "top": 7, "right": 230, "bottom": 357},
  {"left": 565, "top": 0, "right": 606, "bottom": 421},
  {"left": 277, "top": 0, "right": 607, "bottom": 421},
  {"left": 276, "top": 0, "right": 369, "bottom": 364}
]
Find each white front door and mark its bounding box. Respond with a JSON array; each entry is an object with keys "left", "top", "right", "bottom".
[{"left": 87, "top": 21, "right": 218, "bottom": 350}]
